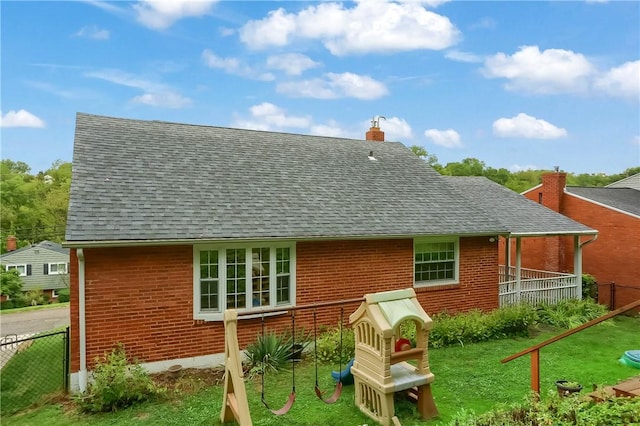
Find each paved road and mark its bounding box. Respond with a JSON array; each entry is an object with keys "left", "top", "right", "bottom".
[{"left": 0, "top": 305, "right": 70, "bottom": 337}]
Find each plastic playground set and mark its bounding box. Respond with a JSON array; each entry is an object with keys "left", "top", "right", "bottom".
[
  {"left": 221, "top": 290, "right": 640, "bottom": 426},
  {"left": 221, "top": 288, "right": 438, "bottom": 426}
]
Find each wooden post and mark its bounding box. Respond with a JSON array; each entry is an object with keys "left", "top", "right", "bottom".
[
  {"left": 221, "top": 309, "right": 253, "bottom": 426},
  {"left": 531, "top": 349, "right": 540, "bottom": 394}
]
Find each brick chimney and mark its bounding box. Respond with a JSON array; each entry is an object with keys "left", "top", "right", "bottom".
[
  {"left": 541, "top": 171, "right": 566, "bottom": 213},
  {"left": 365, "top": 115, "right": 385, "bottom": 142},
  {"left": 6, "top": 235, "right": 17, "bottom": 252}
]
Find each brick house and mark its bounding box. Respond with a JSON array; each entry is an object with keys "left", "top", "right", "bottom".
[
  {"left": 521, "top": 172, "right": 640, "bottom": 308},
  {"left": 65, "top": 113, "right": 595, "bottom": 391},
  {"left": 0, "top": 238, "right": 70, "bottom": 301}
]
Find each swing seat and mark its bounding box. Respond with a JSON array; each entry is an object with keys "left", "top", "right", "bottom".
[{"left": 267, "top": 392, "right": 296, "bottom": 416}]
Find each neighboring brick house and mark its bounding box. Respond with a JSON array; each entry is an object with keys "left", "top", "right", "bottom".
[
  {"left": 0, "top": 237, "right": 70, "bottom": 301},
  {"left": 65, "top": 113, "right": 594, "bottom": 391},
  {"left": 521, "top": 172, "right": 640, "bottom": 309}
]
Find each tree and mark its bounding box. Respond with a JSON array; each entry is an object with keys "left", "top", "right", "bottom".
[
  {"left": 1, "top": 268, "right": 23, "bottom": 299},
  {"left": 409, "top": 145, "right": 441, "bottom": 170}
]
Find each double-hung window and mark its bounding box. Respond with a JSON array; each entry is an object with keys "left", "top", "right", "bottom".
[
  {"left": 194, "top": 243, "right": 295, "bottom": 319},
  {"left": 6, "top": 264, "right": 28, "bottom": 277},
  {"left": 414, "top": 238, "right": 459, "bottom": 287},
  {"left": 47, "top": 262, "right": 68, "bottom": 275}
]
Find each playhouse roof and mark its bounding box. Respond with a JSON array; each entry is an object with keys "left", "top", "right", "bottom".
[{"left": 350, "top": 288, "right": 432, "bottom": 332}]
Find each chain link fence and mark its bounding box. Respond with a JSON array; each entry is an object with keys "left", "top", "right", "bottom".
[{"left": 1, "top": 327, "right": 69, "bottom": 416}]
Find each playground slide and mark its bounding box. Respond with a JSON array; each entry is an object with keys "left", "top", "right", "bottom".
[{"left": 331, "top": 358, "right": 355, "bottom": 385}]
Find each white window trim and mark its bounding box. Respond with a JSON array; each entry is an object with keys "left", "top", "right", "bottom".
[
  {"left": 193, "top": 242, "right": 296, "bottom": 321},
  {"left": 413, "top": 237, "right": 459, "bottom": 288},
  {"left": 6, "top": 264, "right": 27, "bottom": 277},
  {"left": 48, "top": 262, "right": 68, "bottom": 275},
  {"left": 51, "top": 289, "right": 58, "bottom": 298}
]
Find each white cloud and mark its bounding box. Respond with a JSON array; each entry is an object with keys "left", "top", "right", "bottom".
[
  {"left": 74, "top": 24, "right": 110, "bottom": 40},
  {"left": 133, "top": 0, "right": 217, "bottom": 30},
  {"left": 131, "top": 91, "right": 191, "bottom": 108},
  {"left": 633, "top": 135, "right": 640, "bottom": 146},
  {"left": 309, "top": 122, "right": 350, "bottom": 138},
  {"left": 509, "top": 164, "right": 539, "bottom": 172},
  {"left": 366, "top": 117, "right": 413, "bottom": 141},
  {"left": 201, "top": 49, "right": 274, "bottom": 81},
  {"left": 470, "top": 17, "right": 496, "bottom": 30},
  {"left": 277, "top": 72, "right": 388, "bottom": 99},
  {"left": 0, "top": 109, "right": 45, "bottom": 128},
  {"left": 233, "top": 102, "right": 311, "bottom": 131},
  {"left": 482, "top": 45, "right": 594, "bottom": 94},
  {"left": 424, "top": 128, "right": 462, "bottom": 148},
  {"left": 239, "top": 1, "right": 459, "bottom": 56},
  {"left": 445, "top": 50, "right": 483, "bottom": 63},
  {"left": 492, "top": 113, "right": 567, "bottom": 139},
  {"left": 85, "top": 69, "right": 192, "bottom": 108},
  {"left": 593, "top": 60, "right": 640, "bottom": 100},
  {"left": 266, "top": 53, "right": 321, "bottom": 76}
]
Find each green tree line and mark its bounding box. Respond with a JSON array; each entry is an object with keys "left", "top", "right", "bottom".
[
  {"left": 1, "top": 155, "right": 638, "bottom": 254},
  {"left": 1, "top": 159, "right": 71, "bottom": 253},
  {"left": 410, "top": 146, "right": 639, "bottom": 193}
]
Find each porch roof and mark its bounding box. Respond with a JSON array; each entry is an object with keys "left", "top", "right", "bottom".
[{"left": 444, "top": 176, "right": 597, "bottom": 237}]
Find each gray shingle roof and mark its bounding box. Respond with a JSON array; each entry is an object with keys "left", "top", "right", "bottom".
[
  {"left": 606, "top": 173, "right": 640, "bottom": 190},
  {"left": 444, "top": 176, "right": 596, "bottom": 236},
  {"left": 66, "top": 113, "right": 508, "bottom": 243},
  {"left": 566, "top": 187, "right": 640, "bottom": 217},
  {"left": 0, "top": 241, "right": 69, "bottom": 259}
]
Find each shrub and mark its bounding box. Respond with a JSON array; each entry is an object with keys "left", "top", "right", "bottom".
[
  {"left": 0, "top": 300, "right": 14, "bottom": 310},
  {"left": 76, "top": 343, "right": 164, "bottom": 412},
  {"left": 314, "top": 323, "right": 355, "bottom": 364},
  {"left": 450, "top": 390, "right": 640, "bottom": 425},
  {"left": 582, "top": 273, "right": 598, "bottom": 300},
  {"left": 428, "top": 304, "right": 537, "bottom": 348},
  {"left": 536, "top": 298, "right": 607, "bottom": 329},
  {"left": 244, "top": 332, "right": 294, "bottom": 378},
  {"left": 57, "top": 288, "right": 70, "bottom": 303},
  {"left": 24, "top": 289, "right": 45, "bottom": 306}
]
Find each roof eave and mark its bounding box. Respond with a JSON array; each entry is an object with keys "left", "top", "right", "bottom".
[
  {"left": 507, "top": 230, "right": 598, "bottom": 238},
  {"left": 63, "top": 230, "right": 509, "bottom": 249}
]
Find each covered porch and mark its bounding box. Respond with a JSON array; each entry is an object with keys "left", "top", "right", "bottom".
[{"left": 498, "top": 234, "right": 597, "bottom": 307}]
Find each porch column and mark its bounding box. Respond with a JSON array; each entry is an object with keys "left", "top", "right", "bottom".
[
  {"left": 515, "top": 237, "right": 522, "bottom": 303},
  {"left": 573, "top": 236, "right": 582, "bottom": 299},
  {"left": 504, "top": 237, "right": 511, "bottom": 282}
]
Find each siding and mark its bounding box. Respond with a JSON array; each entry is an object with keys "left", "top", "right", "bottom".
[{"left": 0, "top": 247, "right": 70, "bottom": 291}]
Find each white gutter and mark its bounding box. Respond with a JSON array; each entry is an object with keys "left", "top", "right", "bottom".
[
  {"left": 564, "top": 191, "right": 640, "bottom": 219},
  {"left": 77, "top": 248, "right": 87, "bottom": 393},
  {"left": 61, "top": 231, "right": 509, "bottom": 249}
]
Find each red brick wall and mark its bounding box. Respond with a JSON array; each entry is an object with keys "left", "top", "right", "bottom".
[
  {"left": 519, "top": 174, "right": 640, "bottom": 308},
  {"left": 70, "top": 237, "right": 499, "bottom": 373},
  {"left": 563, "top": 194, "right": 640, "bottom": 307}
]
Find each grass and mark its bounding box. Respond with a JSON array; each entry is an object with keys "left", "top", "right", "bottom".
[
  {"left": 1, "top": 329, "right": 67, "bottom": 416},
  {"left": 3, "top": 315, "right": 639, "bottom": 426},
  {"left": 0, "top": 302, "right": 69, "bottom": 315}
]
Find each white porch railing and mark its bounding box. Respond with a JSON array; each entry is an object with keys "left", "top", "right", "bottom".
[{"left": 499, "top": 265, "right": 578, "bottom": 306}]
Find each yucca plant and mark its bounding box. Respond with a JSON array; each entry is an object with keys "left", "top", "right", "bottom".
[{"left": 244, "top": 332, "right": 293, "bottom": 379}]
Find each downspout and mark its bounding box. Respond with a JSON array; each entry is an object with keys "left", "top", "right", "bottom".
[
  {"left": 515, "top": 237, "right": 522, "bottom": 303},
  {"left": 574, "top": 235, "right": 598, "bottom": 300},
  {"left": 77, "top": 248, "right": 87, "bottom": 392}
]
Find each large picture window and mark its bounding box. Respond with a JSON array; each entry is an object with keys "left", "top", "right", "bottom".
[
  {"left": 194, "top": 243, "right": 295, "bottom": 319},
  {"left": 414, "top": 238, "right": 459, "bottom": 286}
]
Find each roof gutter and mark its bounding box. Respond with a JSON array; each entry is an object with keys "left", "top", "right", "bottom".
[
  {"left": 508, "top": 230, "right": 598, "bottom": 238},
  {"left": 62, "top": 230, "right": 509, "bottom": 249}
]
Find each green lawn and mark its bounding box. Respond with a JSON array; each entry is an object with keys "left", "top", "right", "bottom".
[
  {"left": 0, "top": 302, "right": 69, "bottom": 315},
  {"left": 4, "top": 316, "right": 639, "bottom": 426}
]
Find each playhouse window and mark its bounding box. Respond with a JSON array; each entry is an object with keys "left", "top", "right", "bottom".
[
  {"left": 413, "top": 238, "right": 459, "bottom": 286},
  {"left": 193, "top": 243, "right": 295, "bottom": 320}
]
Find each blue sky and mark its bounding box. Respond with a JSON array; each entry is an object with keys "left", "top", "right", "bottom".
[{"left": 2, "top": 0, "right": 639, "bottom": 175}]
